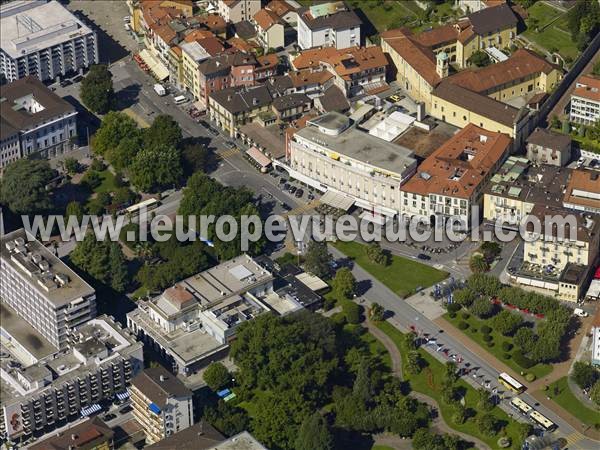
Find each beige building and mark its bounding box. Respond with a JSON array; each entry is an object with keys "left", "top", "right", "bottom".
[
  {"left": 130, "top": 367, "right": 193, "bottom": 445},
  {"left": 287, "top": 112, "right": 417, "bottom": 217},
  {"left": 254, "top": 8, "right": 285, "bottom": 50},
  {"left": 209, "top": 84, "right": 274, "bottom": 138},
  {"left": 217, "top": 0, "right": 261, "bottom": 23},
  {"left": 401, "top": 124, "right": 511, "bottom": 228},
  {"left": 563, "top": 169, "right": 600, "bottom": 214},
  {"left": 483, "top": 157, "right": 571, "bottom": 227}
]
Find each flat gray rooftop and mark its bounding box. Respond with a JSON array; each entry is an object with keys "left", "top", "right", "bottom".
[
  {"left": 0, "top": 302, "right": 57, "bottom": 362},
  {"left": 0, "top": 0, "right": 94, "bottom": 59},
  {"left": 0, "top": 229, "right": 95, "bottom": 307},
  {"left": 296, "top": 125, "right": 417, "bottom": 176}
]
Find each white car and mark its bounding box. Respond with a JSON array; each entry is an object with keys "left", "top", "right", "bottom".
[
  {"left": 123, "top": 16, "right": 131, "bottom": 22},
  {"left": 574, "top": 308, "right": 589, "bottom": 317}
]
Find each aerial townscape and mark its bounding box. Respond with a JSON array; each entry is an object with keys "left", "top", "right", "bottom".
[{"left": 1, "top": 0, "right": 600, "bottom": 449}]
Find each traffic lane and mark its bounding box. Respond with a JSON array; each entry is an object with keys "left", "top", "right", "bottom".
[{"left": 328, "top": 245, "right": 576, "bottom": 435}]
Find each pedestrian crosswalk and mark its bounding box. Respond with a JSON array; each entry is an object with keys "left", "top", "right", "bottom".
[
  {"left": 216, "top": 148, "right": 238, "bottom": 159},
  {"left": 560, "top": 431, "right": 586, "bottom": 448},
  {"left": 282, "top": 200, "right": 320, "bottom": 218}
]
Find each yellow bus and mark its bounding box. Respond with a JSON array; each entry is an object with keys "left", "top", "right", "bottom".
[
  {"left": 530, "top": 410, "right": 557, "bottom": 431},
  {"left": 498, "top": 372, "right": 525, "bottom": 393},
  {"left": 510, "top": 397, "right": 532, "bottom": 415}
]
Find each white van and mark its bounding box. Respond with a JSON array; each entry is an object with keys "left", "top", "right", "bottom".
[
  {"left": 174, "top": 95, "right": 187, "bottom": 105},
  {"left": 574, "top": 308, "right": 588, "bottom": 317}
]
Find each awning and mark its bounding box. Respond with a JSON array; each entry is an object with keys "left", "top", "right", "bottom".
[
  {"left": 246, "top": 146, "right": 272, "bottom": 168},
  {"left": 320, "top": 190, "right": 354, "bottom": 211},
  {"left": 80, "top": 403, "right": 101, "bottom": 417},
  {"left": 139, "top": 49, "right": 169, "bottom": 81},
  {"left": 116, "top": 391, "right": 130, "bottom": 401},
  {"left": 148, "top": 402, "right": 162, "bottom": 414}
]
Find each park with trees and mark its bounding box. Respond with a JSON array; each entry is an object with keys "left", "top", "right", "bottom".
[{"left": 445, "top": 274, "right": 575, "bottom": 379}]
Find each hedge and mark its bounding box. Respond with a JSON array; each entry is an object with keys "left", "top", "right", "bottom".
[{"left": 512, "top": 350, "right": 535, "bottom": 369}]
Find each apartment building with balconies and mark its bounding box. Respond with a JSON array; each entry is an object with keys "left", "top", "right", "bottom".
[
  {"left": 569, "top": 74, "right": 600, "bottom": 125},
  {"left": 0, "top": 0, "right": 98, "bottom": 83},
  {"left": 0, "top": 315, "right": 143, "bottom": 444},
  {"left": 0, "top": 229, "right": 95, "bottom": 350},
  {"left": 130, "top": 367, "right": 193, "bottom": 445}
]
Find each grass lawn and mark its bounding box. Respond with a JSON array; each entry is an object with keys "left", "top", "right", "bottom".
[
  {"left": 371, "top": 446, "right": 394, "bottom": 450},
  {"left": 377, "top": 322, "right": 523, "bottom": 450},
  {"left": 93, "top": 169, "right": 118, "bottom": 193},
  {"left": 333, "top": 240, "right": 448, "bottom": 298},
  {"left": 444, "top": 312, "right": 552, "bottom": 379},
  {"left": 545, "top": 377, "right": 600, "bottom": 427},
  {"left": 522, "top": 2, "right": 579, "bottom": 61}
]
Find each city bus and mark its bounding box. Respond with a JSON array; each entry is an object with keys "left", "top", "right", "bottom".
[
  {"left": 530, "top": 410, "right": 557, "bottom": 431},
  {"left": 510, "top": 397, "right": 532, "bottom": 416},
  {"left": 498, "top": 372, "right": 525, "bottom": 393},
  {"left": 122, "top": 198, "right": 159, "bottom": 217}
]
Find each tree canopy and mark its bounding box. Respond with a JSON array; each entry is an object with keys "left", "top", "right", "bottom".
[
  {"left": 130, "top": 144, "right": 183, "bottom": 193},
  {"left": 203, "top": 362, "right": 231, "bottom": 392},
  {"left": 295, "top": 413, "right": 333, "bottom": 450},
  {"left": 80, "top": 64, "right": 114, "bottom": 114},
  {"left": 70, "top": 233, "right": 128, "bottom": 292},
  {"left": 1, "top": 159, "right": 56, "bottom": 214},
  {"left": 332, "top": 267, "right": 356, "bottom": 300},
  {"left": 144, "top": 114, "right": 183, "bottom": 150},
  {"left": 303, "top": 240, "right": 332, "bottom": 278}
]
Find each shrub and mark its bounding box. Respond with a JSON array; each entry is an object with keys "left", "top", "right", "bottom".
[
  {"left": 447, "top": 303, "right": 461, "bottom": 313},
  {"left": 486, "top": 341, "right": 494, "bottom": 348},
  {"left": 513, "top": 350, "right": 535, "bottom": 369},
  {"left": 501, "top": 342, "right": 513, "bottom": 352},
  {"left": 449, "top": 312, "right": 457, "bottom": 319},
  {"left": 481, "top": 325, "right": 492, "bottom": 335},
  {"left": 343, "top": 301, "right": 361, "bottom": 325},
  {"left": 525, "top": 373, "right": 536, "bottom": 382},
  {"left": 503, "top": 353, "right": 511, "bottom": 360},
  {"left": 483, "top": 334, "right": 493, "bottom": 342},
  {"left": 458, "top": 321, "right": 469, "bottom": 330},
  {"left": 471, "top": 327, "right": 478, "bottom": 333},
  {"left": 461, "top": 312, "right": 470, "bottom": 320},
  {"left": 331, "top": 312, "right": 347, "bottom": 326}
]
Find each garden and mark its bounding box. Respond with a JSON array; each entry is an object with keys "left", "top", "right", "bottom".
[
  {"left": 545, "top": 376, "right": 600, "bottom": 428},
  {"left": 443, "top": 274, "right": 576, "bottom": 381}
]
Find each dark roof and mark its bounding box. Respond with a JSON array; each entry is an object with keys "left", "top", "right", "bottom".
[
  {"left": 145, "top": 421, "right": 224, "bottom": 450},
  {"left": 210, "top": 84, "right": 274, "bottom": 114},
  {"left": 278, "top": 274, "right": 323, "bottom": 309},
  {"left": 29, "top": 417, "right": 113, "bottom": 450},
  {"left": 233, "top": 20, "right": 257, "bottom": 39},
  {"left": 560, "top": 263, "right": 588, "bottom": 285},
  {"left": 272, "top": 93, "right": 311, "bottom": 112},
  {"left": 432, "top": 81, "right": 519, "bottom": 127},
  {"left": 318, "top": 85, "right": 350, "bottom": 113},
  {"left": 270, "top": 75, "right": 294, "bottom": 93},
  {"left": 299, "top": 7, "right": 361, "bottom": 31},
  {"left": 131, "top": 367, "right": 191, "bottom": 408},
  {"left": 0, "top": 76, "right": 75, "bottom": 136},
  {"left": 468, "top": 3, "right": 518, "bottom": 35},
  {"left": 527, "top": 127, "right": 571, "bottom": 151},
  {"left": 198, "top": 52, "right": 258, "bottom": 76}
]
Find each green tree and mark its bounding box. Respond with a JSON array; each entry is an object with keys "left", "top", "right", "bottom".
[
  {"left": 343, "top": 301, "right": 361, "bottom": 324},
  {"left": 516, "top": 422, "right": 534, "bottom": 444},
  {"left": 144, "top": 114, "right": 183, "bottom": 150},
  {"left": 476, "top": 413, "right": 498, "bottom": 437},
  {"left": 491, "top": 309, "right": 523, "bottom": 336},
  {"left": 477, "top": 387, "right": 494, "bottom": 411},
  {"left": 81, "top": 170, "right": 101, "bottom": 190},
  {"left": 453, "top": 288, "right": 476, "bottom": 307},
  {"left": 469, "top": 297, "right": 494, "bottom": 318},
  {"left": 469, "top": 254, "right": 490, "bottom": 273},
  {"left": 63, "top": 157, "right": 79, "bottom": 175},
  {"left": 202, "top": 400, "right": 249, "bottom": 437},
  {"left": 295, "top": 413, "right": 333, "bottom": 450},
  {"left": 203, "top": 362, "right": 231, "bottom": 391},
  {"left": 467, "top": 50, "right": 491, "bottom": 67},
  {"left": 444, "top": 361, "right": 459, "bottom": 385},
  {"left": 406, "top": 350, "right": 423, "bottom": 374},
  {"left": 92, "top": 111, "right": 141, "bottom": 164},
  {"left": 571, "top": 362, "right": 598, "bottom": 390},
  {"left": 514, "top": 327, "right": 535, "bottom": 352},
  {"left": 467, "top": 273, "right": 502, "bottom": 298},
  {"left": 65, "top": 201, "right": 84, "bottom": 223},
  {"left": 130, "top": 144, "right": 182, "bottom": 192},
  {"left": 108, "top": 243, "right": 128, "bottom": 292},
  {"left": 80, "top": 64, "right": 114, "bottom": 114},
  {"left": 452, "top": 403, "right": 467, "bottom": 424},
  {"left": 365, "top": 242, "right": 390, "bottom": 265},
  {"left": 303, "top": 240, "right": 332, "bottom": 278},
  {"left": 332, "top": 267, "right": 356, "bottom": 300},
  {"left": 182, "top": 142, "right": 211, "bottom": 174},
  {"left": 0, "top": 159, "right": 56, "bottom": 214},
  {"left": 369, "top": 302, "right": 385, "bottom": 322},
  {"left": 593, "top": 61, "right": 600, "bottom": 77}
]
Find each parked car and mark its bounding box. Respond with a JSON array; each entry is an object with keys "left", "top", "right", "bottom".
[
  {"left": 295, "top": 188, "right": 304, "bottom": 198},
  {"left": 289, "top": 186, "right": 297, "bottom": 194},
  {"left": 59, "top": 79, "right": 71, "bottom": 87},
  {"left": 283, "top": 183, "right": 290, "bottom": 190},
  {"left": 119, "top": 405, "right": 133, "bottom": 414},
  {"left": 278, "top": 178, "right": 287, "bottom": 185},
  {"left": 417, "top": 253, "right": 431, "bottom": 260},
  {"left": 103, "top": 413, "right": 116, "bottom": 421},
  {"left": 574, "top": 308, "right": 589, "bottom": 317}
]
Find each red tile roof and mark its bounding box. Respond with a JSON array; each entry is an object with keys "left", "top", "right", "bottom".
[{"left": 254, "top": 8, "right": 281, "bottom": 31}]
